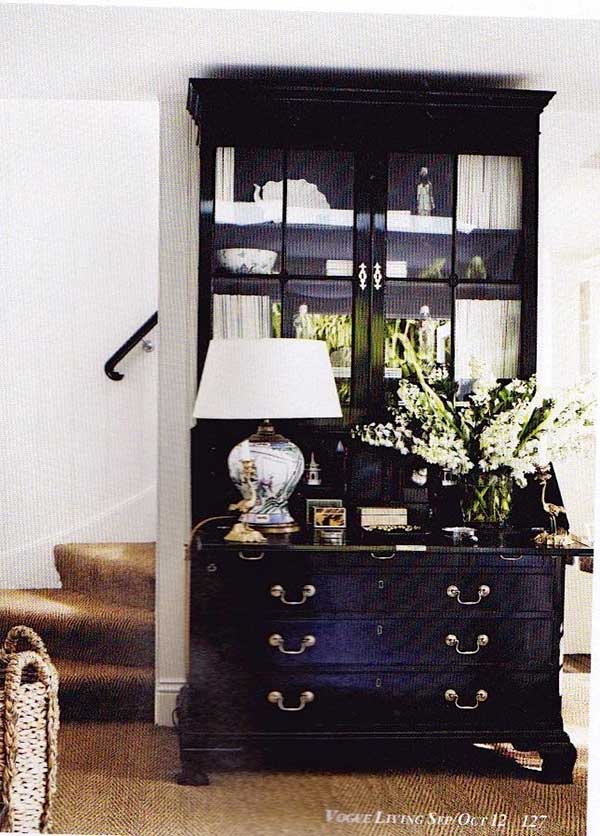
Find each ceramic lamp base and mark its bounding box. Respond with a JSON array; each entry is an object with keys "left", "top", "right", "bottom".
[{"left": 228, "top": 421, "right": 304, "bottom": 534}]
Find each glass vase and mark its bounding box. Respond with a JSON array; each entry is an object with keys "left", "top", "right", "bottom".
[{"left": 461, "top": 471, "right": 513, "bottom": 527}]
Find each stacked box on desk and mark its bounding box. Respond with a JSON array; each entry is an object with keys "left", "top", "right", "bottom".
[{"left": 358, "top": 507, "right": 408, "bottom": 526}]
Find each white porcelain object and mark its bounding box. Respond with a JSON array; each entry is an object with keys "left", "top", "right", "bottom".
[
  {"left": 254, "top": 179, "right": 331, "bottom": 224},
  {"left": 259, "top": 178, "right": 330, "bottom": 209},
  {"left": 216, "top": 248, "right": 278, "bottom": 274}
]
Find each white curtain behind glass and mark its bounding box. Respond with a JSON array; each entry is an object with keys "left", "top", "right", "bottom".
[
  {"left": 215, "top": 146, "right": 235, "bottom": 202},
  {"left": 457, "top": 155, "right": 522, "bottom": 230},
  {"left": 455, "top": 299, "right": 521, "bottom": 380}
]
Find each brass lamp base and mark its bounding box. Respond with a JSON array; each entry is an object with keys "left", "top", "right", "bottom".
[{"left": 251, "top": 521, "right": 300, "bottom": 535}]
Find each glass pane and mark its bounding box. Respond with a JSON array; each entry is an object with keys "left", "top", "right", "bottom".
[
  {"left": 212, "top": 277, "right": 281, "bottom": 338},
  {"left": 285, "top": 280, "right": 353, "bottom": 406},
  {"left": 285, "top": 150, "right": 354, "bottom": 276},
  {"left": 213, "top": 147, "right": 283, "bottom": 275},
  {"left": 386, "top": 153, "right": 454, "bottom": 280},
  {"left": 456, "top": 155, "right": 523, "bottom": 281},
  {"left": 384, "top": 281, "right": 452, "bottom": 405},
  {"left": 455, "top": 283, "right": 522, "bottom": 397}
]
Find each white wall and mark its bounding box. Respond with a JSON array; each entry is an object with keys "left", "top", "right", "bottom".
[
  {"left": 538, "top": 109, "right": 599, "bottom": 653},
  {"left": 0, "top": 99, "right": 159, "bottom": 589}
]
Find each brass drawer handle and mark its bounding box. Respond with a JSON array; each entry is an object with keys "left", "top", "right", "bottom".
[
  {"left": 267, "top": 690, "right": 315, "bottom": 712},
  {"left": 445, "top": 689, "right": 488, "bottom": 710},
  {"left": 445, "top": 634, "right": 489, "bottom": 655},
  {"left": 371, "top": 551, "right": 395, "bottom": 561},
  {"left": 238, "top": 551, "right": 265, "bottom": 561},
  {"left": 446, "top": 584, "right": 490, "bottom": 605},
  {"left": 268, "top": 634, "right": 316, "bottom": 655},
  {"left": 270, "top": 584, "right": 316, "bottom": 605}
]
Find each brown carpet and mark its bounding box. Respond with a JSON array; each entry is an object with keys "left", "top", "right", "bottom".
[
  {"left": 52, "top": 673, "right": 589, "bottom": 836},
  {"left": 0, "top": 543, "right": 155, "bottom": 720}
]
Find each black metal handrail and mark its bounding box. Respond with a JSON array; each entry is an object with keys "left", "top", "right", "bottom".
[{"left": 104, "top": 311, "right": 158, "bottom": 380}]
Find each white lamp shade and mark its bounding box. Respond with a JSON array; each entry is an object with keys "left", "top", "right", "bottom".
[{"left": 193, "top": 339, "right": 343, "bottom": 420}]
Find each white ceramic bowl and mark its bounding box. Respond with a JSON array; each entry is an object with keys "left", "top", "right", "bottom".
[{"left": 216, "top": 248, "right": 278, "bottom": 274}]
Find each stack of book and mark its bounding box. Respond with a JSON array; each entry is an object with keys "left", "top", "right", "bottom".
[
  {"left": 325, "top": 259, "right": 353, "bottom": 276},
  {"left": 213, "top": 294, "right": 272, "bottom": 339},
  {"left": 386, "top": 260, "right": 408, "bottom": 278}
]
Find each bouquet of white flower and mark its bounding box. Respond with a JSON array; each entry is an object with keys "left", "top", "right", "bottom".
[{"left": 355, "top": 335, "right": 595, "bottom": 524}]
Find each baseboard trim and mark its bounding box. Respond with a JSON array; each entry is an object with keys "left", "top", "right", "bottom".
[{"left": 155, "top": 679, "right": 185, "bottom": 726}]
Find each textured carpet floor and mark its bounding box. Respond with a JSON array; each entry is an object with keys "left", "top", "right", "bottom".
[
  {"left": 52, "top": 673, "right": 589, "bottom": 836},
  {"left": 0, "top": 543, "right": 155, "bottom": 721}
]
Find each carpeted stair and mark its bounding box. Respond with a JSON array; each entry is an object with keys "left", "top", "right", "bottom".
[{"left": 0, "top": 543, "right": 155, "bottom": 721}]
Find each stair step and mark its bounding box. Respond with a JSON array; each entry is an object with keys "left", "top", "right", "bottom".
[
  {"left": 0, "top": 590, "right": 154, "bottom": 668},
  {"left": 54, "top": 659, "right": 154, "bottom": 721},
  {"left": 54, "top": 543, "right": 155, "bottom": 609}
]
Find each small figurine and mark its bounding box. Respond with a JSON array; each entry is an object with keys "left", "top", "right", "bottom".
[
  {"left": 224, "top": 522, "right": 267, "bottom": 543},
  {"left": 293, "top": 304, "right": 315, "bottom": 339},
  {"left": 539, "top": 469, "right": 567, "bottom": 535},
  {"left": 229, "top": 458, "right": 257, "bottom": 514},
  {"left": 466, "top": 256, "right": 487, "bottom": 280},
  {"left": 305, "top": 452, "right": 322, "bottom": 486},
  {"left": 416, "top": 305, "right": 436, "bottom": 364},
  {"left": 416, "top": 166, "right": 435, "bottom": 216}
]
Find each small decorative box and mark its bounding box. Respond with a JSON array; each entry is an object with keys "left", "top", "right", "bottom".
[
  {"left": 358, "top": 507, "right": 408, "bottom": 526},
  {"left": 314, "top": 507, "right": 347, "bottom": 529}
]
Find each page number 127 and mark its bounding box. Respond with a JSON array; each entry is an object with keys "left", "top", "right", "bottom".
[{"left": 522, "top": 815, "right": 548, "bottom": 828}]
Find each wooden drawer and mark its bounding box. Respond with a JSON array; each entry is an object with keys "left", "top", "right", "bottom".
[
  {"left": 243, "top": 669, "right": 559, "bottom": 731},
  {"left": 199, "top": 548, "right": 556, "bottom": 573},
  {"left": 245, "top": 615, "right": 554, "bottom": 668},
  {"left": 200, "top": 568, "right": 554, "bottom": 615}
]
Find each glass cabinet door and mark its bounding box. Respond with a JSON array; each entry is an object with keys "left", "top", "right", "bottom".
[
  {"left": 211, "top": 146, "right": 359, "bottom": 412},
  {"left": 372, "top": 151, "right": 525, "bottom": 406},
  {"left": 454, "top": 284, "right": 521, "bottom": 395},
  {"left": 386, "top": 153, "right": 454, "bottom": 280},
  {"left": 375, "top": 154, "right": 454, "bottom": 407},
  {"left": 383, "top": 282, "right": 452, "bottom": 406},
  {"left": 454, "top": 154, "right": 524, "bottom": 394},
  {"left": 455, "top": 155, "right": 523, "bottom": 282},
  {"left": 213, "top": 147, "right": 284, "bottom": 275}
]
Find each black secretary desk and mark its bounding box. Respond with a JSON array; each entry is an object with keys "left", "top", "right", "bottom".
[{"left": 179, "top": 78, "right": 592, "bottom": 786}]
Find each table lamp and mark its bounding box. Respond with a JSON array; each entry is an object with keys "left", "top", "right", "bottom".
[{"left": 193, "top": 338, "right": 342, "bottom": 534}]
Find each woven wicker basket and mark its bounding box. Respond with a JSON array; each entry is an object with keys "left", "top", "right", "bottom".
[{"left": 0, "top": 626, "right": 59, "bottom": 833}]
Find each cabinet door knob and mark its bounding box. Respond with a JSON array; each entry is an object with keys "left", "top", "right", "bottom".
[
  {"left": 358, "top": 262, "right": 368, "bottom": 291},
  {"left": 446, "top": 584, "right": 490, "bottom": 605},
  {"left": 267, "top": 690, "right": 315, "bottom": 711},
  {"left": 373, "top": 262, "right": 383, "bottom": 290},
  {"left": 268, "top": 633, "right": 316, "bottom": 654},
  {"left": 445, "top": 634, "right": 489, "bottom": 655},
  {"left": 445, "top": 689, "right": 488, "bottom": 709},
  {"left": 270, "top": 584, "right": 316, "bottom": 605}
]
